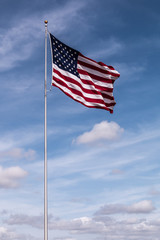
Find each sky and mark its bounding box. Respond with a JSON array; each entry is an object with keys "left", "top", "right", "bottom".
[{"left": 0, "top": 0, "right": 160, "bottom": 239}]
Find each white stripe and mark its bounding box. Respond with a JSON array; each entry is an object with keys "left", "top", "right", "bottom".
[
  {"left": 53, "top": 63, "right": 79, "bottom": 81},
  {"left": 52, "top": 80, "right": 113, "bottom": 110},
  {"left": 77, "top": 63, "right": 117, "bottom": 81},
  {"left": 101, "top": 90, "right": 113, "bottom": 97},
  {"left": 52, "top": 71, "right": 115, "bottom": 104},
  {"left": 78, "top": 55, "right": 120, "bottom": 76},
  {"left": 78, "top": 72, "right": 113, "bottom": 89},
  {"left": 53, "top": 63, "right": 114, "bottom": 95}
]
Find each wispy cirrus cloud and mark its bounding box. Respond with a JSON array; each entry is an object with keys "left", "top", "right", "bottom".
[
  {"left": 88, "top": 38, "right": 124, "bottom": 61},
  {"left": 0, "top": 123, "right": 55, "bottom": 153},
  {"left": 0, "top": 19, "right": 40, "bottom": 71},
  {"left": 0, "top": 1, "right": 86, "bottom": 72}
]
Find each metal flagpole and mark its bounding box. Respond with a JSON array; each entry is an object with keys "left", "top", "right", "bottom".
[{"left": 44, "top": 20, "right": 48, "bottom": 240}]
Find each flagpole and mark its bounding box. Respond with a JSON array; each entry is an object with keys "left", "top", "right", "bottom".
[{"left": 44, "top": 20, "right": 48, "bottom": 240}]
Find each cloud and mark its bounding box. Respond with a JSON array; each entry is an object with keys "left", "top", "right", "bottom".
[
  {"left": 0, "top": 227, "right": 16, "bottom": 240},
  {"left": 6, "top": 214, "right": 103, "bottom": 232},
  {"left": 0, "top": 1, "right": 86, "bottom": 72},
  {"left": 116, "top": 62, "right": 146, "bottom": 83},
  {"left": 0, "top": 226, "right": 40, "bottom": 240},
  {"left": 5, "top": 214, "right": 43, "bottom": 228},
  {"left": 111, "top": 168, "right": 124, "bottom": 175},
  {"left": 51, "top": 215, "right": 160, "bottom": 239},
  {"left": 89, "top": 38, "right": 124, "bottom": 60},
  {"left": 0, "top": 19, "right": 39, "bottom": 71},
  {"left": 0, "top": 165, "right": 28, "bottom": 188},
  {"left": 148, "top": 187, "right": 160, "bottom": 196},
  {"left": 4, "top": 213, "right": 160, "bottom": 240},
  {"left": 0, "top": 227, "right": 28, "bottom": 240},
  {"left": 75, "top": 121, "right": 124, "bottom": 145},
  {"left": 0, "top": 148, "right": 36, "bottom": 161},
  {"left": 95, "top": 200, "right": 155, "bottom": 215},
  {"left": 0, "top": 126, "right": 44, "bottom": 152},
  {"left": 53, "top": 238, "right": 76, "bottom": 240}
]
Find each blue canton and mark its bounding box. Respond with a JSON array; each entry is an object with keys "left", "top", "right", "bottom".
[{"left": 50, "top": 34, "right": 80, "bottom": 78}]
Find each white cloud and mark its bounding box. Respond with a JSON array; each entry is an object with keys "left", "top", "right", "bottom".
[
  {"left": 111, "top": 168, "right": 124, "bottom": 175},
  {"left": 148, "top": 187, "right": 160, "bottom": 196},
  {"left": 0, "top": 126, "right": 44, "bottom": 152},
  {"left": 5, "top": 214, "right": 44, "bottom": 228},
  {"left": 0, "top": 20, "right": 39, "bottom": 71},
  {"left": 51, "top": 215, "right": 160, "bottom": 239},
  {"left": 0, "top": 1, "right": 86, "bottom": 72},
  {"left": 128, "top": 200, "right": 155, "bottom": 213},
  {"left": 0, "top": 148, "right": 36, "bottom": 161},
  {"left": 75, "top": 121, "right": 124, "bottom": 145},
  {"left": 95, "top": 200, "right": 155, "bottom": 215},
  {"left": 89, "top": 38, "right": 124, "bottom": 60},
  {"left": 54, "top": 238, "right": 76, "bottom": 240},
  {"left": 0, "top": 166, "right": 28, "bottom": 188},
  {"left": 0, "top": 226, "right": 40, "bottom": 240},
  {"left": 116, "top": 62, "right": 146, "bottom": 83},
  {"left": 0, "top": 227, "right": 21, "bottom": 240},
  {"left": 4, "top": 213, "right": 160, "bottom": 240}
]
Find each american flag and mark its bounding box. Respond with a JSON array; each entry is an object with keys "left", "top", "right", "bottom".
[{"left": 49, "top": 33, "right": 120, "bottom": 113}]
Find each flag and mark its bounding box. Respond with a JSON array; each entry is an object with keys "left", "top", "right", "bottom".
[{"left": 49, "top": 33, "right": 120, "bottom": 113}]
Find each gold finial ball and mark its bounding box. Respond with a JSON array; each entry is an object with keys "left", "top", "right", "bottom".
[{"left": 44, "top": 20, "right": 48, "bottom": 24}]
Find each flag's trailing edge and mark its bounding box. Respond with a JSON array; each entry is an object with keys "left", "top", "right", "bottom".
[{"left": 49, "top": 33, "right": 120, "bottom": 113}]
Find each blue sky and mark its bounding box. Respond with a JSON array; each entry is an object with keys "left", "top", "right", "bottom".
[{"left": 0, "top": 0, "right": 160, "bottom": 239}]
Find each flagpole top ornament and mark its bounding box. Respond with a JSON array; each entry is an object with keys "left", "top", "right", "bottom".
[{"left": 44, "top": 20, "right": 48, "bottom": 25}]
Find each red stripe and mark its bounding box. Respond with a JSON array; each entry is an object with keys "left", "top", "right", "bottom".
[
  {"left": 77, "top": 69, "right": 113, "bottom": 92},
  {"left": 54, "top": 69, "right": 114, "bottom": 101},
  {"left": 77, "top": 68, "right": 115, "bottom": 85},
  {"left": 101, "top": 92, "right": 114, "bottom": 101},
  {"left": 53, "top": 68, "right": 114, "bottom": 92},
  {"left": 52, "top": 76, "right": 115, "bottom": 107},
  {"left": 54, "top": 69, "right": 106, "bottom": 96},
  {"left": 53, "top": 83, "right": 114, "bottom": 113},
  {"left": 79, "top": 53, "right": 120, "bottom": 75},
  {"left": 52, "top": 82, "right": 113, "bottom": 113},
  {"left": 98, "top": 61, "right": 120, "bottom": 73},
  {"left": 78, "top": 59, "right": 119, "bottom": 79}
]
